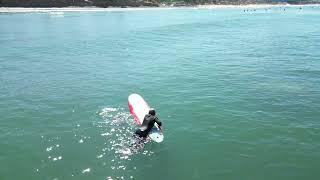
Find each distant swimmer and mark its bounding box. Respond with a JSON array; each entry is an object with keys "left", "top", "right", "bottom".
[{"left": 134, "top": 108, "right": 162, "bottom": 138}]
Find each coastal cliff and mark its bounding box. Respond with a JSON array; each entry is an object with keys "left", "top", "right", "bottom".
[{"left": 0, "top": 0, "right": 319, "bottom": 7}]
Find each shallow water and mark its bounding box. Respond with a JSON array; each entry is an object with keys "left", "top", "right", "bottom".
[{"left": 0, "top": 6, "right": 320, "bottom": 180}]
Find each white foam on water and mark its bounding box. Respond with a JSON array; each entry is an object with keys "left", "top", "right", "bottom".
[
  {"left": 46, "top": 146, "right": 53, "bottom": 152},
  {"left": 97, "top": 154, "right": 104, "bottom": 158},
  {"left": 96, "top": 107, "right": 156, "bottom": 179},
  {"left": 49, "top": 11, "right": 64, "bottom": 18},
  {"left": 49, "top": 11, "right": 64, "bottom": 15},
  {"left": 101, "top": 132, "right": 110, "bottom": 136},
  {"left": 82, "top": 168, "right": 90, "bottom": 173}
]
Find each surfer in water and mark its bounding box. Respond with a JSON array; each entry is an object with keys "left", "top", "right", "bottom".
[
  {"left": 128, "top": 108, "right": 162, "bottom": 153},
  {"left": 134, "top": 108, "right": 162, "bottom": 138}
]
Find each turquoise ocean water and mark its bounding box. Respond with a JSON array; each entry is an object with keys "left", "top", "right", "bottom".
[{"left": 1, "top": 6, "right": 320, "bottom": 180}]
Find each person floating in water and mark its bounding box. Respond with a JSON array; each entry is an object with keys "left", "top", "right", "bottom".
[
  {"left": 128, "top": 108, "right": 162, "bottom": 152},
  {"left": 134, "top": 108, "right": 162, "bottom": 138}
]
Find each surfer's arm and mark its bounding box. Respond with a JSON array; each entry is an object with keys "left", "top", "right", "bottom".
[
  {"left": 154, "top": 117, "right": 162, "bottom": 132},
  {"left": 155, "top": 117, "right": 162, "bottom": 127}
]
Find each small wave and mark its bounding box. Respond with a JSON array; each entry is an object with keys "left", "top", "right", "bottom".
[
  {"left": 49, "top": 11, "right": 64, "bottom": 18},
  {"left": 290, "top": 69, "right": 320, "bottom": 76},
  {"left": 49, "top": 12, "right": 64, "bottom": 15}
]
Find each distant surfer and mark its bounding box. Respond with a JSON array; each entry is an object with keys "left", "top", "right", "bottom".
[{"left": 134, "top": 108, "right": 162, "bottom": 138}]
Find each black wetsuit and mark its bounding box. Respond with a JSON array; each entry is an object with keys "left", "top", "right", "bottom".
[{"left": 135, "top": 114, "right": 162, "bottom": 138}]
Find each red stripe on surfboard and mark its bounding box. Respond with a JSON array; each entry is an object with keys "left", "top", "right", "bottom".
[
  {"left": 128, "top": 94, "right": 158, "bottom": 141},
  {"left": 128, "top": 102, "right": 142, "bottom": 125}
]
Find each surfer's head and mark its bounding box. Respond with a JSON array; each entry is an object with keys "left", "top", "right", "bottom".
[{"left": 149, "top": 108, "right": 156, "bottom": 116}]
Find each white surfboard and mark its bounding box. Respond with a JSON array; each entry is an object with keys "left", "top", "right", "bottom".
[{"left": 128, "top": 93, "right": 164, "bottom": 143}]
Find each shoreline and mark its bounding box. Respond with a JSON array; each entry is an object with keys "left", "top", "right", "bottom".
[{"left": 0, "top": 4, "right": 319, "bottom": 13}]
